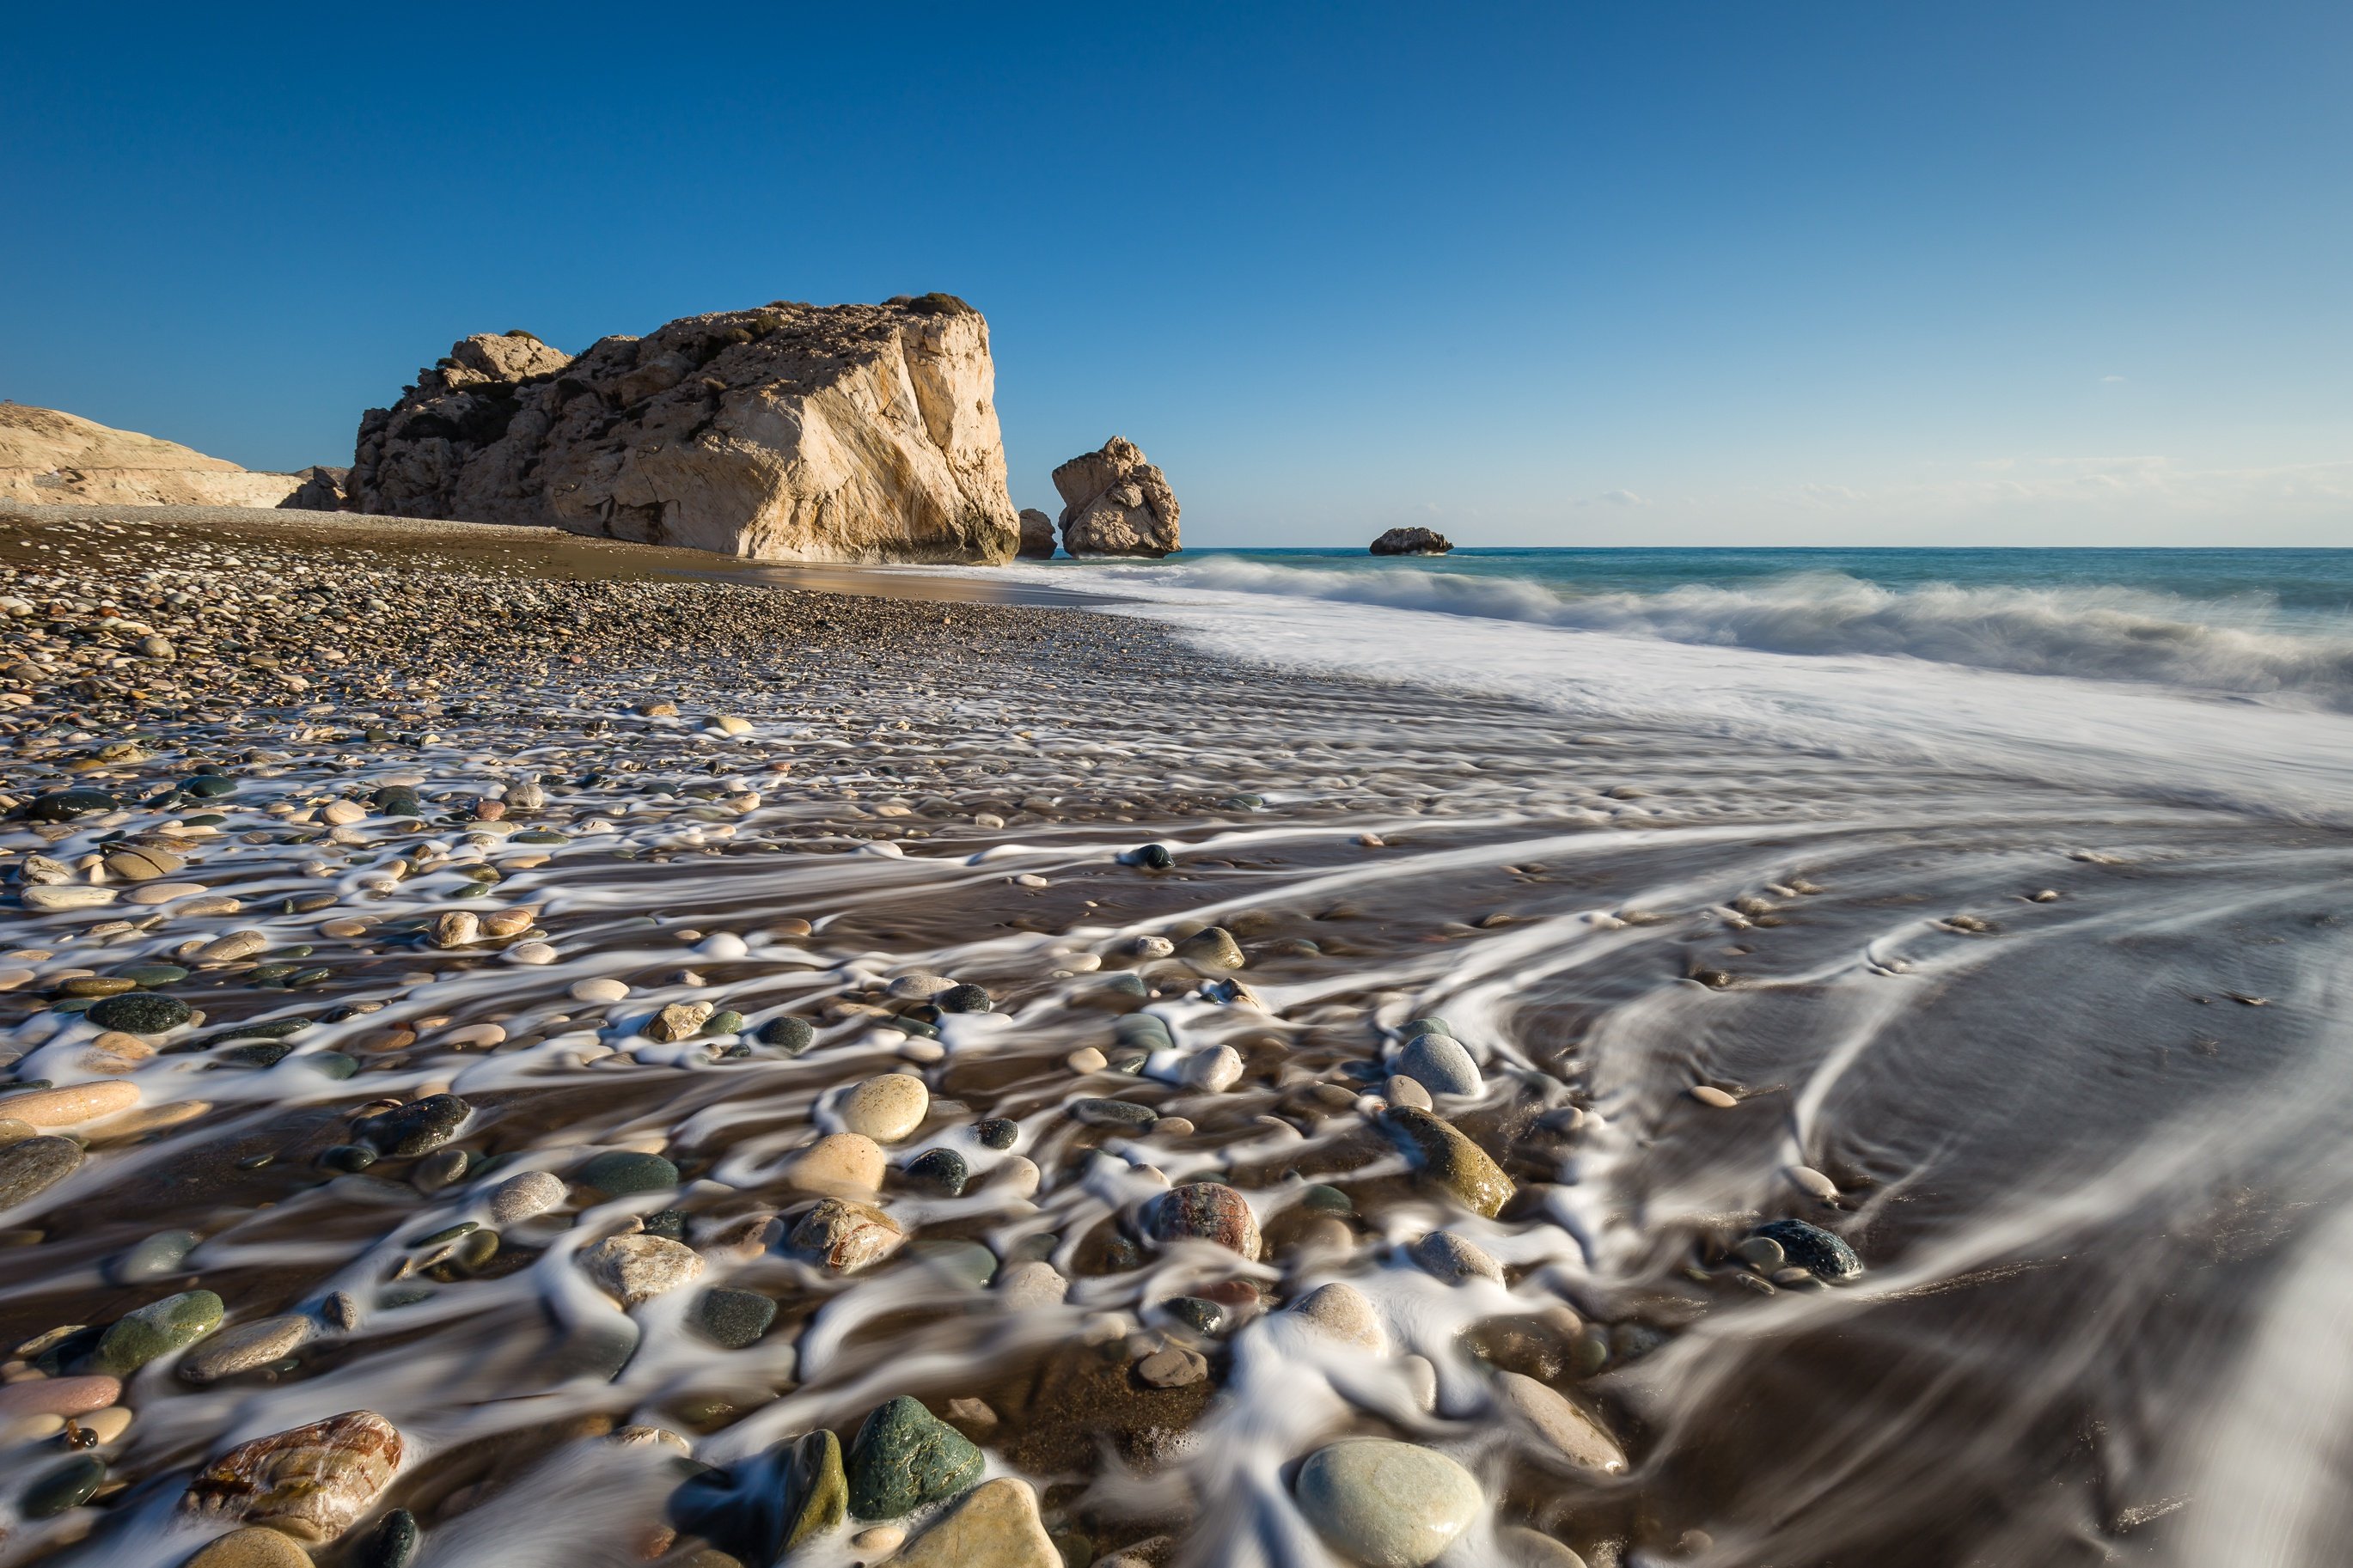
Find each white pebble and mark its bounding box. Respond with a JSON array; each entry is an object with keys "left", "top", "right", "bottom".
[{"left": 571, "top": 978, "right": 630, "bottom": 1003}]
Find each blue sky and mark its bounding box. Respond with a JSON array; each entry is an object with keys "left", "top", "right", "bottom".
[{"left": 4, "top": 3, "right": 2348, "bottom": 546}]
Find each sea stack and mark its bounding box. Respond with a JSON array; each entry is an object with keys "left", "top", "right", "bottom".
[
  {"left": 1018, "top": 507, "right": 1057, "bottom": 558},
  {"left": 346, "top": 296, "right": 1021, "bottom": 564},
  {"left": 1053, "top": 436, "right": 1180, "bottom": 557},
  {"left": 1370, "top": 527, "right": 1452, "bottom": 556}
]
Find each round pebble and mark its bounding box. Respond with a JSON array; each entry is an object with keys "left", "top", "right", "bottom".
[
  {"left": 1294, "top": 1439, "right": 1482, "bottom": 1567},
  {"left": 490, "top": 1169, "right": 567, "bottom": 1224},
  {"left": 570, "top": 978, "right": 631, "bottom": 1004},
  {"left": 578, "top": 1150, "right": 678, "bottom": 1195},
  {"left": 838, "top": 1072, "right": 929, "bottom": 1143},
  {"left": 786, "top": 1132, "right": 887, "bottom": 1197},
  {"left": 0, "top": 1080, "right": 139, "bottom": 1127}
]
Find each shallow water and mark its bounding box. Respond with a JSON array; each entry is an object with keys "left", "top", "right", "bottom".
[{"left": 4, "top": 537, "right": 2353, "bottom": 1567}]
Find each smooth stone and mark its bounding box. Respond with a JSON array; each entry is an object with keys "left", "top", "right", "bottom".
[
  {"left": 758, "top": 1015, "right": 817, "bottom": 1054},
  {"left": 1145, "top": 1182, "right": 1262, "bottom": 1260},
  {"left": 413, "top": 1148, "right": 469, "bottom": 1192},
  {"left": 791, "top": 1198, "right": 906, "bottom": 1273},
  {"left": 1183, "top": 1044, "right": 1244, "bottom": 1091},
  {"left": 110, "top": 1227, "right": 201, "bottom": 1284},
  {"left": 695, "top": 1288, "right": 778, "bottom": 1349},
  {"left": 0, "top": 1116, "right": 33, "bottom": 1147},
  {"left": 1175, "top": 926, "right": 1244, "bottom": 969},
  {"left": 996, "top": 1259, "right": 1069, "bottom": 1309},
  {"left": 839, "top": 1073, "right": 929, "bottom": 1143},
  {"left": 1292, "top": 1281, "right": 1385, "bottom": 1351},
  {"left": 785, "top": 1132, "right": 886, "bottom": 1198},
  {"left": 1066, "top": 1046, "right": 1109, "bottom": 1073},
  {"left": 21, "top": 886, "right": 118, "bottom": 912},
  {"left": 94, "top": 1288, "right": 224, "bottom": 1373},
  {"left": 1494, "top": 1370, "right": 1629, "bottom": 1474},
  {"left": 645, "top": 1000, "right": 714, "bottom": 1042},
  {"left": 180, "top": 1315, "right": 315, "bottom": 1383},
  {"left": 975, "top": 1117, "right": 1019, "bottom": 1150},
  {"left": 489, "top": 1169, "right": 566, "bottom": 1224},
  {"left": 1137, "top": 1345, "right": 1210, "bottom": 1388},
  {"left": 935, "top": 983, "right": 993, "bottom": 1014},
  {"left": 23, "top": 1454, "right": 107, "bottom": 1516},
  {"left": 582, "top": 1234, "right": 704, "bottom": 1306},
  {"left": 846, "top": 1396, "right": 986, "bottom": 1520},
  {"left": 356, "top": 1508, "right": 421, "bottom": 1568},
  {"left": 1396, "top": 1033, "right": 1482, "bottom": 1097},
  {"left": 1751, "top": 1217, "right": 1862, "bottom": 1282},
  {"left": 1732, "top": 1235, "right": 1786, "bottom": 1272},
  {"left": 180, "top": 1409, "right": 403, "bottom": 1542},
  {"left": 0, "top": 1079, "right": 137, "bottom": 1128},
  {"left": 1399, "top": 1017, "right": 1454, "bottom": 1040},
  {"left": 125, "top": 882, "right": 207, "bottom": 906},
  {"left": 1500, "top": 1526, "right": 1589, "bottom": 1568},
  {"left": 1300, "top": 1184, "right": 1354, "bottom": 1216},
  {"left": 905, "top": 1147, "right": 969, "bottom": 1196},
  {"left": 0, "top": 1375, "right": 119, "bottom": 1421},
  {"left": 0, "top": 1132, "right": 85, "bottom": 1212},
  {"left": 578, "top": 1150, "right": 679, "bottom": 1194},
  {"left": 1690, "top": 1084, "right": 1739, "bottom": 1108},
  {"left": 1409, "top": 1229, "right": 1504, "bottom": 1285},
  {"left": 989, "top": 1156, "right": 1042, "bottom": 1199},
  {"left": 103, "top": 845, "right": 183, "bottom": 882},
  {"left": 78, "top": 1406, "right": 133, "bottom": 1443},
  {"left": 354, "top": 1094, "right": 470, "bottom": 1158},
  {"left": 23, "top": 789, "right": 118, "bottom": 821},
  {"left": 1382, "top": 1107, "right": 1515, "bottom": 1218},
  {"left": 1068, "top": 1098, "right": 1158, "bottom": 1130},
  {"left": 1383, "top": 1074, "right": 1433, "bottom": 1112},
  {"left": 889, "top": 1476, "right": 1056, "bottom": 1568},
  {"left": 84, "top": 991, "right": 191, "bottom": 1034},
  {"left": 1294, "top": 1439, "right": 1482, "bottom": 1567},
  {"left": 1113, "top": 1014, "right": 1174, "bottom": 1049},
  {"left": 886, "top": 972, "right": 957, "bottom": 1000},
  {"left": 673, "top": 1429, "right": 845, "bottom": 1560},
  {"left": 1785, "top": 1164, "right": 1841, "bottom": 1202},
  {"left": 852, "top": 1526, "right": 907, "bottom": 1554},
  {"left": 570, "top": 977, "right": 630, "bottom": 1004}
]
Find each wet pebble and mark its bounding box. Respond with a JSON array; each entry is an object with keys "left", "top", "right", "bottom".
[
  {"left": 578, "top": 1150, "right": 679, "bottom": 1195},
  {"left": 695, "top": 1287, "right": 778, "bottom": 1349},
  {"left": 1751, "top": 1217, "right": 1862, "bottom": 1282},
  {"left": 180, "top": 1314, "right": 315, "bottom": 1383},
  {"left": 355, "top": 1095, "right": 470, "bottom": 1159},
  {"left": 839, "top": 1072, "right": 929, "bottom": 1142},
  {"left": 581, "top": 1233, "right": 705, "bottom": 1306},
  {"left": 109, "top": 1227, "right": 200, "bottom": 1284},
  {"left": 1145, "top": 1181, "right": 1262, "bottom": 1260},
  {"left": 786, "top": 1132, "right": 886, "bottom": 1197},
  {"left": 846, "top": 1395, "right": 985, "bottom": 1519},
  {"left": 1291, "top": 1281, "right": 1385, "bottom": 1350},
  {"left": 489, "top": 1169, "right": 566, "bottom": 1224},
  {"left": 1396, "top": 1032, "right": 1482, "bottom": 1097},
  {"left": 905, "top": 1147, "right": 969, "bottom": 1196},
  {"left": 1383, "top": 1107, "right": 1515, "bottom": 1217},
  {"left": 889, "top": 1475, "right": 1057, "bottom": 1567},
  {"left": 83, "top": 991, "right": 190, "bottom": 1034},
  {"left": 1409, "top": 1229, "right": 1504, "bottom": 1284},
  {"left": 95, "top": 1288, "right": 223, "bottom": 1373},
  {"left": 791, "top": 1198, "right": 906, "bottom": 1273},
  {"left": 181, "top": 1408, "right": 403, "bottom": 1542},
  {"left": 1495, "top": 1370, "right": 1629, "bottom": 1473},
  {"left": 1069, "top": 1097, "right": 1158, "bottom": 1130},
  {"left": 1294, "top": 1439, "right": 1482, "bottom": 1567}
]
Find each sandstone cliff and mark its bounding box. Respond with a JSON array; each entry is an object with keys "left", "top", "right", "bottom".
[
  {"left": 0, "top": 404, "right": 310, "bottom": 508},
  {"left": 348, "top": 297, "right": 1020, "bottom": 564},
  {"left": 1052, "top": 436, "right": 1179, "bottom": 557}
]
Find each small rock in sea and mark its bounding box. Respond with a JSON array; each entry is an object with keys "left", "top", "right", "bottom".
[
  {"left": 102, "top": 845, "right": 184, "bottom": 882},
  {"left": 0, "top": 1375, "right": 119, "bottom": 1421},
  {"left": 1136, "top": 1345, "right": 1210, "bottom": 1388},
  {"left": 1399, "top": 1016, "right": 1453, "bottom": 1041},
  {"left": 1409, "top": 1229, "right": 1505, "bottom": 1284},
  {"left": 354, "top": 1095, "right": 471, "bottom": 1159},
  {"left": 975, "top": 1117, "right": 1019, "bottom": 1150},
  {"left": 571, "top": 977, "right": 631, "bottom": 1004},
  {"left": 21, "top": 885, "right": 118, "bottom": 912},
  {"left": 94, "top": 1289, "right": 225, "bottom": 1373},
  {"left": 429, "top": 911, "right": 480, "bottom": 949},
  {"left": 21, "top": 1453, "right": 106, "bottom": 1516},
  {"left": 646, "top": 1000, "right": 715, "bottom": 1042},
  {"left": 490, "top": 1169, "right": 567, "bottom": 1224},
  {"left": 1384, "top": 1074, "right": 1433, "bottom": 1111},
  {"left": 1291, "top": 1282, "right": 1385, "bottom": 1351},
  {"left": 1396, "top": 1032, "right": 1482, "bottom": 1097},
  {"left": 846, "top": 1396, "right": 986, "bottom": 1520},
  {"left": 581, "top": 1234, "right": 705, "bottom": 1307},
  {"left": 888, "top": 1475, "right": 1059, "bottom": 1568},
  {"left": 186, "top": 1527, "right": 315, "bottom": 1568},
  {"left": 23, "top": 789, "right": 119, "bottom": 821},
  {"left": 888, "top": 972, "right": 958, "bottom": 1000},
  {"left": 1069, "top": 1098, "right": 1158, "bottom": 1130},
  {"left": 1750, "top": 1217, "right": 1862, "bottom": 1282},
  {"left": 1690, "top": 1084, "right": 1739, "bottom": 1108},
  {"left": 1145, "top": 1182, "right": 1262, "bottom": 1260},
  {"left": 1382, "top": 1107, "right": 1516, "bottom": 1217},
  {"left": 1294, "top": 1438, "right": 1482, "bottom": 1568},
  {"left": 412, "top": 1148, "right": 470, "bottom": 1192},
  {"left": 84, "top": 991, "right": 192, "bottom": 1034},
  {"left": 1785, "top": 1164, "right": 1840, "bottom": 1203},
  {"left": 670, "top": 1428, "right": 845, "bottom": 1560},
  {"left": 791, "top": 1198, "right": 907, "bottom": 1273},
  {"left": 1067, "top": 1046, "right": 1109, "bottom": 1073},
  {"left": 180, "top": 1315, "right": 315, "bottom": 1384},
  {"left": 786, "top": 1132, "right": 888, "bottom": 1197},
  {"left": 695, "top": 1288, "right": 779, "bottom": 1349},
  {"left": 1128, "top": 843, "right": 1176, "bottom": 870},
  {"left": 181, "top": 1408, "right": 403, "bottom": 1542},
  {"left": 5, "top": 1080, "right": 139, "bottom": 1127},
  {"left": 1175, "top": 926, "right": 1244, "bottom": 970},
  {"left": 905, "top": 1147, "right": 969, "bottom": 1196},
  {"left": 1498, "top": 1526, "right": 1589, "bottom": 1568},
  {"left": 1732, "top": 1235, "right": 1786, "bottom": 1272},
  {"left": 996, "top": 1259, "right": 1069, "bottom": 1309},
  {"left": 759, "top": 1015, "right": 817, "bottom": 1054},
  {"left": 578, "top": 1150, "right": 680, "bottom": 1194},
  {"left": 839, "top": 1072, "right": 930, "bottom": 1142},
  {"left": 1183, "top": 1044, "right": 1245, "bottom": 1091},
  {"left": 1494, "top": 1370, "right": 1629, "bottom": 1474},
  {"left": 356, "top": 1507, "right": 421, "bottom": 1568},
  {"left": 852, "top": 1526, "right": 907, "bottom": 1556},
  {"left": 935, "top": 983, "right": 993, "bottom": 1014}
]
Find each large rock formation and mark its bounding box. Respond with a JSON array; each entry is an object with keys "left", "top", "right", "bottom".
[
  {"left": 1052, "top": 437, "right": 1179, "bottom": 558},
  {"left": 1370, "top": 527, "right": 1452, "bottom": 556},
  {"left": 347, "top": 297, "right": 1020, "bottom": 563},
  {"left": 1017, "top": 508, "right": 1056, "bottom": 558},
  {"left": 0, "top": 404, "right": 311, "bottom": 508}
]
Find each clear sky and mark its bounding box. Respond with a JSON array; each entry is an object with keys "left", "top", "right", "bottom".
[{"left": 4, "top": 3, "right": 2348, "bottom": 547}]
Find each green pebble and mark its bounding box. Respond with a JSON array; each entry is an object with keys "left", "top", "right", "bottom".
[
  {"left": 695, "top": 1288, "right": 779, "bottom": 1350},
  {"left": 578, "top": 1150, "right": 679, "bottom": 1195},
  {"left": 115, "top": 964, "right": 189, "bottom": 986},
  {"left": 21, "top": 1454, "right": 105, "bottom": 1517},
  {"left": 84, "top": 992, "right": 192, "bottom": 1034},
  {"left": 701, "top": 1010, "right": 747, "bottom": 1037},
  {"left": 1300, "top": 1184, "right": 1355, "bottom": 1216},
  {"left": 845, "top": 1396, "right": 983, "bottom": 1519},
  {"left": 93, "top": 1289, "right": 225, "bottom": 1374}
]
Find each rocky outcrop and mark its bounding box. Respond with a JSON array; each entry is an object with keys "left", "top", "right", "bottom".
[
  {"left": 347, "top": 297, "right": 1021, "bottom": 564},
  {"left": 1018, "top": 508, "right": 1056, "bottom": 558},
  {"left": 0, "top": 404, "right": 309, "bottom": 508},
  {"left": 283, "top": 466, "right": 351, "bottom": 511},
  {"left": 1371, "top": 527, "right": 1452, "bottom": 556},
  {"left": 1052, "top": 437, "right": 1178, "bottom": 558}
]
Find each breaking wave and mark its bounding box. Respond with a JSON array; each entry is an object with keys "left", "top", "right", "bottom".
[{"left": 1143, "top": 558, "right": 2353, "bottom": 709}]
